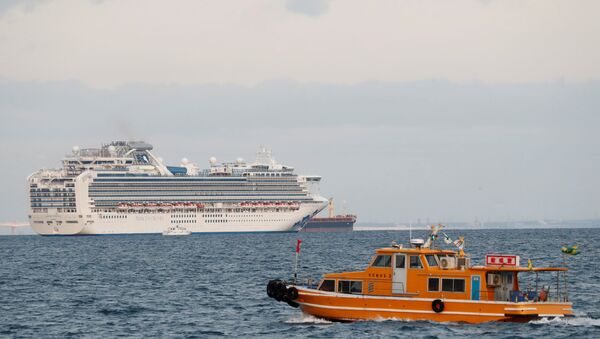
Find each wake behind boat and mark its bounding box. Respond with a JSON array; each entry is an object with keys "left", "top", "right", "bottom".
[{"left": 267, "top": 225, "right": 574, "bottom": 323}]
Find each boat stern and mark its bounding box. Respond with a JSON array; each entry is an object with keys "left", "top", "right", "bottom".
[
  {"left": 266, "top": 280, "right": 301, "bottom": 308},
  {"left": 503, "top": 302, "right": 574, "bottom": 321}
]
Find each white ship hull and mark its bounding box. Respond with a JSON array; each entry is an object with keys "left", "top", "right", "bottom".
[{"left": 30, "top": 202, "right": 325, "bottom": 235}]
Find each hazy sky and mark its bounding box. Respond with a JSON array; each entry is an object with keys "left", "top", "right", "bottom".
[
  {"left": 1, "top": 1, "right": 599, "bottom": 223},
  {"left": 1, "top": 0, "right": 599, "bottom": 87}
]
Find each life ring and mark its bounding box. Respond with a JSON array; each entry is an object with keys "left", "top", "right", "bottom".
[
  {"left": 288, "top": 287, "right": 299, "bottom": 300},
  {"left": 432, "top": 299, "right": 445, "bottom": 313}
]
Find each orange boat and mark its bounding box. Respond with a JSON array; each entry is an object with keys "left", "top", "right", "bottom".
[{"left": 267, "top": 226, "right": 574, "bottom": 323}]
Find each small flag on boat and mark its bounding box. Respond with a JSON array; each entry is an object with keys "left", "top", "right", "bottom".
[
  {"left": 296, "top": 239, "right": 302, "bottom": 253},
  {"left": 561, "top": 245, "right": 579, "bottom": 255}
]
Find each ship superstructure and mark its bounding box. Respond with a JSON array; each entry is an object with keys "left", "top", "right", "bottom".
[{"left": 28, "top": 141, "right": 327, "bottom": 235}]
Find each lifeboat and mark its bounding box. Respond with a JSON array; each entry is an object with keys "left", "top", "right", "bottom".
[
  {"left": 117, "top": 202, "right": 128, "bottom": 209},
  {"left": 267, "top": 225, "right": 575, "bottom": 323},
  {"left": 196, "top": 203, "right": 205, "bottom": 209}
]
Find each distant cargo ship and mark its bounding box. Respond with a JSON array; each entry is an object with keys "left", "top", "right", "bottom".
[{"left": 301, "top": 199, "right": 356, "bottom": 232}]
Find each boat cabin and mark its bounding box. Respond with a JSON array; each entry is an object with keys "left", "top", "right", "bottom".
[{"left": 315, "top": 247, "right": 569, "bottom": 303}]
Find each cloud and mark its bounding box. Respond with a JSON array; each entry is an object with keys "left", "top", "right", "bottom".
[
  {"left": 1, "top": 0, "right": 599, "bottom": 87},
  {"left": 0, "top": 0, "right": 43, "bottom": 14},
  {"left": 285, "top": 0, "right": 330, "bottom": 17}
]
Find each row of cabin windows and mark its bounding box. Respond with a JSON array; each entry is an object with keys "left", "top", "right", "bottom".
[
  {"left": 174, "top": 214, "right": 195, "bottom": 218},
  {"left": 371, "top": 254, "right": 424, "bottom": 269},
  {"left": 318, "top": 280, "right": 362, "bottom": 294},
  {"left": 428, "top": 278, "right": 465, "bottom": 293},
  {"left": 371, "top": 254, "right": 449, "bottom": 269},
  {"left": 101, "top": 215, "right": 126, "bottom": 219}
]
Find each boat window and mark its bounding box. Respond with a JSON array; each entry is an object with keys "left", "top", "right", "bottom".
[
  {"left": 425, "top": 254, "right": 438, "bottom": 267},
  {"left": 395, "top": 255, "right": 405, "bottom": 268},
  {"left": 318, "top": 279, "right": 335, "bottom": 292},
  {"left": 338, "top": 280, "right": 350, "bottom": 293},
  {"left": 338, "top": 280, "right": 363, "bottom": 294},
  {"left": 409, "top": 255, "right": 423, "bottom": 269},
  {"left": 372, "top": 255, "right": 392, "bottom": 268},
  {"left": 504, "top": 272, "right": 513, "bottom": 284},
  {"left": 441, "top": 278, "right": 465, "bottom": 292},
  {"left": 428, "top": 278, "right": 440, "bottom": 291}
]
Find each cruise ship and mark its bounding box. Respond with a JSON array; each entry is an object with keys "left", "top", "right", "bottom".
[{"left": 27, "top": 141, "right": 328, "bottom": 235}]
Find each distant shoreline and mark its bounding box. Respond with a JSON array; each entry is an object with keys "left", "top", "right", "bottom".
[
  {"left": 354, "top": 225, "right": 600, "bottom": 231},
  {"left": 355, "top": 219, "right": 600, "bottom": 231}
]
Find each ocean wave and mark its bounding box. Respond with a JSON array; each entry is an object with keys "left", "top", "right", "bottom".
[
  {"left": 285, "top": 314, "right": 333, "bottom": 325},
  {"left": 370, "top": 316, "right": 416, "bottom": 323},
  {"left": 530, "top": 316, "right": 600, "bottom": 327}
]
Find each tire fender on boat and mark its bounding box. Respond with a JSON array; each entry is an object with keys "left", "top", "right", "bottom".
[
  {"left": 432, "top": 299, "right": 444, "bottom": 313},
  {"left": 287, "top": 287, "right": 299, "bottom": 300},
  {"left": 266, "top": 280, "right": 277, "bottom": 298},
  {"left": 274, "top": 281, "right": 286, "bottom": 302}
]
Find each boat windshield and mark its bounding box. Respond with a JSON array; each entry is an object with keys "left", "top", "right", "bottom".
[
  {"left": 409, "top": 255, "right": 423, "bottom": 269},
  {"left": 371, "top": 255, "right": 392, "bottom": 267},
  {"left": 318, "top": 279, "right": 335, "bottom": 292},
  {"left": 425, "top": 254, "right": 438, "bottom": 267}
]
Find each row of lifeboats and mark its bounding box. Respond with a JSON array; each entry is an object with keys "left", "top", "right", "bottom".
[
  {"left": 116, "top": 201, "right": 301, "bottom": 210},
  {"left": 240, "top": 201, "right": 300, "bottom": 207},
  {"left": 117, "top": 202, "right": 205, "bottom": 210}
]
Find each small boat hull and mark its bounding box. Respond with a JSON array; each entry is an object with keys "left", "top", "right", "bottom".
[{"left": 293, "top": 287, "right": 574, "bottom": 323}]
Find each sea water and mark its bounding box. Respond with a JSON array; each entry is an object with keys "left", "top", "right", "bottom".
[{"left": 1, "top": 228, "right": 599, "bottom": 338}]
